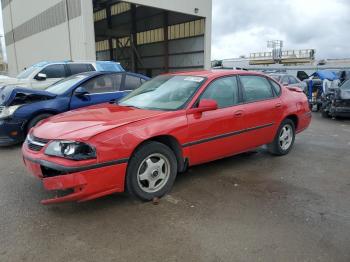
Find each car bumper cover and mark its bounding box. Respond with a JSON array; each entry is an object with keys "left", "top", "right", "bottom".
[{"left": 22, "top": 146, "right": 128, "bottom": 204}]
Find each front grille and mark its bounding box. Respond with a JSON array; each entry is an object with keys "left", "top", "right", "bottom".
[
  {"left": 0, "top": 106, "right": 4, "bottom": 114},
  {"left": 27, "top": 135, "right": 49, "bottom": 152}
]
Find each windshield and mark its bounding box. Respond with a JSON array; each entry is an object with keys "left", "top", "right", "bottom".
[
  {"left": 46, "top": 74, "right": 87, "bottom": 95},
  {"left": 341, "top": 80, "right": 350, "bottom": 90},
  {"left": 17, "top": 66, "right": 41, "bottom": 79},
  {"left": 118, "top": 75, "right": 205, "bottom": 110}
]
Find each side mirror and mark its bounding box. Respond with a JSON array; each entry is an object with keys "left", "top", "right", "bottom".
[
  {"left": 74, "top": 87, "right": 89, "bottom": 97},
  {"left": 35, "top": 73, "right": 47, "bottom": 81},
  {"left": 282, "top": 81, "right": 289, "bottom": 86},
  {"left": 188, "top": 99, "right": 218, "bottom": 114}
]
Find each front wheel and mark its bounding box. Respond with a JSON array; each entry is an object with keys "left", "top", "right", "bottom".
[
  {"left": 268, "top": 119, "right": 296, "bottom": 156},
  {"left": 126, "top": 141, "right": 178, "bottom": 201}
]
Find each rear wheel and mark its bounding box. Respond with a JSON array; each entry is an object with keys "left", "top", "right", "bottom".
[
  {"left": 27, "top": 113, "right": 53, "bottom": 132},
  {"left": 126, "top": 141, "right": 177, "bottom": 200},
  {"left": 268, "top": 119, "right": 295, "bottom": 156}
]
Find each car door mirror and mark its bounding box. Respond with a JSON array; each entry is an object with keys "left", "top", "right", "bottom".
[
  {"left": 35, "top": 73, "right": 47, "bottom": 81},
  {"left": 74, "top": 87, "right": 89, "bottom": 97},
  {"left": 188, "top": 99, "right": 218, "bottom": 114}
]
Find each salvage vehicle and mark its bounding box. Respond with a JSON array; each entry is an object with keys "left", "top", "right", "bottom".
[
  {"left": 0, "top": 61, "right": 125, "bottom": 90},
  {"left": 304, "top": 70, "right": 339, "bottom": 111},
  {"left": 320, "top": 79, "right": 350, "bottom": 118},
  {"left": 0, "top": 71, "right": 149, "bottom": 146},
  {"left": 22, "top": 70, "right": 311, "bottom": 204},
  {"left": 269, "top": 73, "right": 307, "bottom": 91}
]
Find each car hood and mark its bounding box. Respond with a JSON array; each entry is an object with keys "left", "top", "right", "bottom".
[
  {"left": 0, "top": 77, "right": 30, "bottom": 87},
  {"left": 32, "top": 104, "right": 169, "bottom": 140},
  {"left": 0, "top": 85, "right": 56, "bottom": 106}
]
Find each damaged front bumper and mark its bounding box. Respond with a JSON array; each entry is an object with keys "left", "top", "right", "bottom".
[{"left": 22, "top": 144, "right": 128, "bottom": 204}]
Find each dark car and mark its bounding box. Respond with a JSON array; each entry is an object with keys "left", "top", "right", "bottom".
[
  {"left": 321, "top": 79, "right": 350, "bottom": 118},
  {"left": 0, "top": 71, "right": 149, "bottom": 146},
  {"left": 269, "top": 73, "right": 307, "bottom": 91}
]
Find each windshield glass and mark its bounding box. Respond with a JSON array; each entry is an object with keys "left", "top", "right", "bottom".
[
  {"left": 341, "top": 80, "right": 350, "bottom": 90},
  {"left": 119, "top": 75, "right": 205, "bottom": 110},
  {"left": 46, "top": 74, "right": 87, "bottom": 95},
  {"left": 17, "top": 66, "right": 40, "bottom": 79}
]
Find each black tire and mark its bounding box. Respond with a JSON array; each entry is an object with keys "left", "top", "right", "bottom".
[
  {"left": 321, "top": 108, "right": 330, "bottom": 118},
  {"left": 267, "top": 119, "right": 296, "bottom": 156},
  {"left": 27, "top": 113, "right": 53, "bottom": 132},
  {"left": 126, "top": 141, "right": 178, "bottom": 201}
]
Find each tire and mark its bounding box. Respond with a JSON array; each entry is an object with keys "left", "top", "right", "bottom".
[
  {"left": 267, "top": 119, "right": 296, "bottom": 156},
  {"left": 126, "top": 141, "right": 178, "bottom": 201},
  {"left": 27, "top": 113, "right": 53, "bottom": 132},
  {"left": 321, "top": 108, "right": 330, "bottom": 118}
]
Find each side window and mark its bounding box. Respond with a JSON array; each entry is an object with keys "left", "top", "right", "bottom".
[
  {"left": 201, "top": 76, "right": 239, "bottom": 108},
  {"left": 39, "top": 64, "right": 66, "bottom": 78},
  {"left": 81, "top": 75, "right": 115, "bottom": 94},
  {"left": 123, "top": 75, "right": 142, "bottom": 90},
  {"left": 289, "top": 76, "right": 299, "bottom": 84},
  {"left": 68, "top": 64, "right": 94, "bottom": 76},
  {"left": 110, "top": 74, "right": 123, "bottom": 91},
  {"left": 240, "top": 76, "right": 274, "bottom": 102},
  {"left": 270, "top": 80, "right": 282, "bottom": 96},
  {"left": 281, "top": 76, "right": 289, "bottom": 85}
]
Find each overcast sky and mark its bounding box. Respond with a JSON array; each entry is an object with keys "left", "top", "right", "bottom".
[
  {"left": 0, "top": 0, "right": 349, "bottom": 61},
  {"left": 211, "top": 0, "right": 350, "bottom": 60}
]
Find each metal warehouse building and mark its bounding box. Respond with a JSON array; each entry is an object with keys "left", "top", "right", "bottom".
[{"left": 2, "top": 0, "right": 212, "bottom": 77}]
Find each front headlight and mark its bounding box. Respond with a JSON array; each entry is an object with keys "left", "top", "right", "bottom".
[
  {"left": 45, "top": 141, "right": 96, "bottom": 161},
  {"left": 0, "top": 105, "right": 22, "bottom": 119}
]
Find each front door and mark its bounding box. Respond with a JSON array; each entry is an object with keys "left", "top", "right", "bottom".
[
  {"left": 186, "top": 76, "right": 247, "bottom": 165},
  {"left": 70, "top": 73, "right": 124, "bottom": 110}
]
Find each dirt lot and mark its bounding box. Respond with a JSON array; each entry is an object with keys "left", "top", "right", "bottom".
[{"left": 0, "top": 113, "right": 349, "bottom": 262}]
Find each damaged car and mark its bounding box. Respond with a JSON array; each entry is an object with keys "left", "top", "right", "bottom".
[
  {"left": 0, "top": 71, "right": 149, "bottom": 146},
  {"left": 321, "top": 79, "right": 350, "bottom": 118},
  {"left": 22, "top": 70, "right": 311, "bottom": 204}
]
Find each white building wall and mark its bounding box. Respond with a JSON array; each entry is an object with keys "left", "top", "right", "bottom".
[{"left": 2, "top": 0, "right": 96, "bottom": 76}]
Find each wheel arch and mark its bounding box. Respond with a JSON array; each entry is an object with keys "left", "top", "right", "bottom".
[
  {"left": 130, "top": 135, "right": 186, "bottom": 173},
  {"left": 285, "top": 114, "right": 299, "bottom": 130},
  {"left": 24, "top": 110, "right": 59, "bottom": 131}
]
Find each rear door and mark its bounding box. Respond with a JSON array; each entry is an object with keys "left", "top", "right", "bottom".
[
  {"left": 237, "top": 75, "right": 284, "bottom": 149},
  {"left": 186, "top": 76, "right": 247, "bottom": 165},
  {"left": 69, "top": 73, "right": 124, "bottom": 110}
]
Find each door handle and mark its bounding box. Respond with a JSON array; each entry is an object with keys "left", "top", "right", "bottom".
[
  {"left": 234, "top": 110, "right": 244, "bottom": 117},
  {"left": 275, "top": 103, "right": 282, "bottom": 108}
]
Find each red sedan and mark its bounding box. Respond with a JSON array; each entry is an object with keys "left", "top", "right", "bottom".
[{"left": 22, "top": 70, "right": 311, "bottom": 204}]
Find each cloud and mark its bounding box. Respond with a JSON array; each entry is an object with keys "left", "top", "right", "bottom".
[{"left": 211, "top": 0, "right": 350, "bottom": 60}]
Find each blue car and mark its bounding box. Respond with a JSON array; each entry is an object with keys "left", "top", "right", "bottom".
[{"left": 0, "top": 71, "right": 149, "bottom": 146}]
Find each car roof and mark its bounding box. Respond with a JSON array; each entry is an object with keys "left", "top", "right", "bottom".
[{"left": 166, "top": 70, "right": 267, "bottom": 78}]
